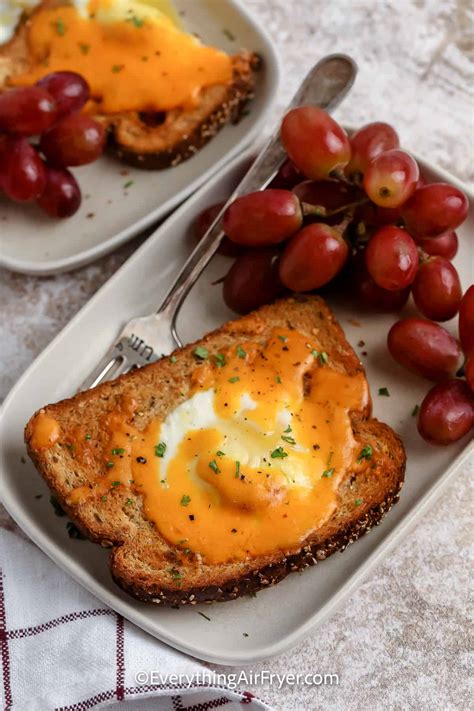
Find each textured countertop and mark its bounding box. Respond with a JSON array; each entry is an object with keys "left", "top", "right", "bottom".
[{"left": 1, "top": 1, "right": 473, "bottom": 709}]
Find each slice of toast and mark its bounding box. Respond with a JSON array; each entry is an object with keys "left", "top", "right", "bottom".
[
  {"left": 0, "top": 2, "right": 258, "bottom": 170},
  {"left": 25, "top": 296, "right": 406, "bottom": 605}
]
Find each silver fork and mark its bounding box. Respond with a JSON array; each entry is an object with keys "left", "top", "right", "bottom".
[{"left": 80, "top": 54, "right": 357, "bottom": 391}]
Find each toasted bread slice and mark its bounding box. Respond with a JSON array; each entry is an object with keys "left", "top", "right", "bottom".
[
  {"left": 25, "top": 296, "right": 406, "bottom": 605},
  {"left": 0, "top": 2, "right": 258, "bottom": 169}
]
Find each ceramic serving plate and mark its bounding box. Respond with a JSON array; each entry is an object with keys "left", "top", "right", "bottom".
[
  {"left": 1, "top": 150, "right": 473, "bottom": 665},
  {"left": 0, "top": 0, "right": 280, "bottom": 276}
]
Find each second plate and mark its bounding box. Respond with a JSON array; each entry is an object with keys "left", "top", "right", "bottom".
[{"left": 0, "top": 0, "right": 279, "bottom": 275}]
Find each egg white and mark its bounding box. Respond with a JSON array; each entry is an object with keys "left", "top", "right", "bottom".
[{"left": 157, "top": 388, "right": 313, "bottom": 491}]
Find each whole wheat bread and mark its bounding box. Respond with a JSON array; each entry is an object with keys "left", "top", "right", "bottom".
[{"left": 25, "top": 296, "right": 406, "bottom": 605}]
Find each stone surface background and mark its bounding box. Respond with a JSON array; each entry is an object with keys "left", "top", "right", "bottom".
[{"left": 1, "top": 1, "right": 473, "bottom": 709}]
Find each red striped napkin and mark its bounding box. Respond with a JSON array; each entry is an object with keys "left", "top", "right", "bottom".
[{"left": 0, "top": 521, "right": 272, "bottom": 711}]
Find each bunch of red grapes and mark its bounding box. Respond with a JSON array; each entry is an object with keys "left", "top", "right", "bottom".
[
  {"left": 0, "top": 71, "right": 105, "bottom": 218},
  {"left": 193, "top": 107, "right": 473, "bottom": 446}
]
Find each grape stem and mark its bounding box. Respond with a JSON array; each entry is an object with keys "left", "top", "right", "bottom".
[{"left": 301, "top": 197, "right": 369, "bottom": 219}]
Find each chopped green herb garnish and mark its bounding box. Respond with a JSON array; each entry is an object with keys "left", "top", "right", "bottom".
[
  {"left": 78, "top": 42, "right": 90, "bottom": 54},
  {"left": 216, "top": 450, "right": 226, "bottom": 457},
  {"left": 123, "top": 180, "right": 134, "bottom": 189},
  {"left": 318, "top": 351, "right": 329, "bottom": 364},
  {"left": 354, "top": 498, "right": 363, "bottom": 506},
  {"left": 106, "top": 461, "right": 114, "bottom": 469},
  {"left": 357, "top": 445, "right": 373, "bottom": 463},
  {"left": 170, "top": 355, "right": 177, "bottom": 363},
  {"left": 209, "top": 459, "right": 220, "bottom": 474},
  {"left": 198, "top": 611, "right": 211, "bottom": 621},
  {"left": 284, "top": 424, "right": 292, "bottom": 433},
  {"left": 411, "top": 404, "right": 420, "bottom": 417},
  {"left": 111, "top": 64, "right": 124, "bottom": 73},
  {"left": 111, "top": 481, "right": 120, "bottom": 487},
  {"left": 193, "top": 346, "right": 208, "bottom": 360},
  {"left": 101, "top": 495, "right": 107, "bottom": 502},
  {"left": 321, "top": 468, "right": 334, "bottom": 478},
  {"left": 55, "top": 18, "right": 66, "bottom": 36},
  {"left": 127, "top": 15, "right": 144, "bottom": 27},
  {"left": 85, "top": 433, "right": 91, "bottom": 440},
  {"left": 228, "top": 376, "right": 240, "bottom": 383},
  {"left": 277, "top": 334, "right": 287, "bottom": 342},
  {"left": 281, "top": 435, "right": 296, "bottom": 445},
  {"left": 275, "top": 375, "right": 282, "bottom": 384},
  {"left": 111, "top": 447, "right": 125, "bottom": 456},
  {"left": 214, "top": 353, "right": 226, "bottom": 368},
  {"left": 155, "top": 441, "right": 167, "bottom": 458},
  {"left": 311, "top": 349, "right": 319, "bottom": 359},
  {"left": 180, "top": 494, "right": 191, "bottom": 506},
  {"left": 271, "top": 446, "right": 288, "bottom": 459},
  {"left": 66, "top": 521, "right": 85, "bottom": 539},
  {"left": 236, "top": 345, "right": 246, "bottom": 359},
  {"left": 235, "top": 461, "right": 241, "bottom": 478},
  {"left": 378, "top": 387, "right": 390, "bottom": 396},
  {"left": 169, "top": 567, "right": 182, "bottom": 579},
  {"left": 126, "top": 498, "right": 134, "bottom": 506},
  {"left": 222, "top": 28, "right": 236, "bottom": 41}
]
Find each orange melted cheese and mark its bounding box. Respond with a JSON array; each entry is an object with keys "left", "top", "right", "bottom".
[
  {"left": 129, "top": 330, "right": 369, "bottom": 563},
  {"left": 29, "top": 412, "right": 61, "bottom": 449},
  {"left": 12, "top": 1, "right": 233, "bottom": 114},
  {"left": 30, "top": 329, "right": 370, "bottom": 565}
]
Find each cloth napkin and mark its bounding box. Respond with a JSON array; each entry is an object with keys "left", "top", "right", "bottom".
[{"left": 0, "top": 525, "right": 273, "bottom": 711}]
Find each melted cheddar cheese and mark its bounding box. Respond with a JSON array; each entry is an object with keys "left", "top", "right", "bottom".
[
  {"left": 32, "top": 328, "right": 371, "bottom": 565},
  {"left": 12, "top": 0, "right": 233, "bottom": 114}
]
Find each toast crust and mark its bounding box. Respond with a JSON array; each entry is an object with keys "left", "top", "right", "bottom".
[
  {"left": 25, "top": 296, "right": 406, "bottom": 605},
  {"left": 0, "top": 3, "right": 258, "bottom": 169}
]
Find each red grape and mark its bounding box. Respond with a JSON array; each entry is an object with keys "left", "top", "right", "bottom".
[
  {"left": 269, "top": 159, "right": 302, "bottom": 189},
  {"left": 36, "top": 166, "right": 81, "bottom": 218},
  {"left": 36, "top": 71, "right": 90, "bottom": 119},
  {"left": 363, "top": 149, "right": 419, "bottom": 208},
  {"left": 223, "top": 190, "right": 302, "bottom": 246},
  {"left": 459, "top": 285, "right": 474, "bottom": 355},
  {"left": 293, "top": 179, "right": 359, "bottom": 224},
  {"left": 0, "top": 86, "right": 57, "bottom": 136},
  {"left": 354, "top": 201, "right": 403, "bottom": 228},
  {"left": 223, "top": 249, "right": 283, "bottom": 314},
  {"left": 279, "top": 223, "right": 349, "bottom": 292},
  {"left": 40, "top": 114, "right": 106, "bottom": 167},
  {"left": 387, "top": 317, "right": 463, "bottom": 381},
  {"left": 416, "top": 230, "right": 458, "bottom": 260},
  {"left": 346, "top": 122, "right": 399, "bottom": 177},
  {"left": 352, "top": 251, "right": 411, "bottom": 310},
  {"left": 417, "top": 379, "right": 474, "bottom": 445},
  {"left": 412, "top": 257, "right": 462, "bottom": 321},
  {"left": 0, "top": 137, "right": 6, "bottom": 190},
  {"left": 365, "top": 225, "right": 419, "bottom": 290},
  {"left": 1, "top": 137, "right": 46, "bottom": 202},
  {"left": 402, "top": 183, "right": 469, "bottom": 238},
  {"left": 280, "top": 106, "right": 351, "bottom": 180},
  {"left": 193, "top": 202, "right": 243, "bottom": 257},
  {"left": 465, "top": 354, "right": 474, "bottom": 393}
]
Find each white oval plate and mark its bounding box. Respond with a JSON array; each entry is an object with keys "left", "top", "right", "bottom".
[
  {"left": 0, "top": 0, "right": 280, "bottom": 275},
  {"left": 1, "top": 150, "right": 473, "bottom": 665}
]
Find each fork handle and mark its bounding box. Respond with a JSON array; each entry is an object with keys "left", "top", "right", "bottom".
[{"left": 157, "top": 53, "right": 357, "bottom": 341}]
